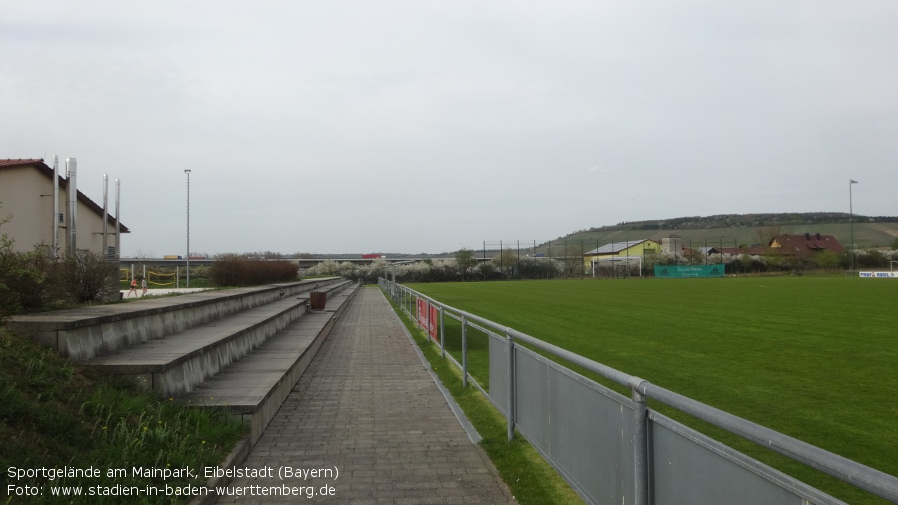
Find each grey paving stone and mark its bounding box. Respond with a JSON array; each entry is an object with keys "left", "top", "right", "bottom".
[{"left": 215, "top": 288, "right": 515, "bottom": 504}]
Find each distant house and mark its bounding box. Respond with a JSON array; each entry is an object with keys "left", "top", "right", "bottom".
[
  {"left": 0, "top": 158, "right": 129, "bottom": 257},
  {"left": 768, "top": 233, "right": 843, "bottom": 259},
  {"left": 709, "top": 233, "right": 842, "bottom": 260},
  {"left": 583, "top": 239, "right": 662, "bottom": 272}
]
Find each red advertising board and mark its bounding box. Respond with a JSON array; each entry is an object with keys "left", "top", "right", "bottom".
[
  {"left": 429, "top": 304, "right": 439, "bottom": 342},
  {"left": 417, "top": 299, "right": 428, "bottom": 329},
  {"left": 416, "top": 298, "right": 439, "bottom": 342}
]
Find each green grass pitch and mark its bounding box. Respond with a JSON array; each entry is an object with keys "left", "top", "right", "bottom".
[{"left": 408, "top": 276, "right": 898, "bottom": 504}]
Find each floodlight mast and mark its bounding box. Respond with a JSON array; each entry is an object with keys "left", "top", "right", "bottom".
[
  {"left": 115, "top": 178, "right": 121, "bottom": 261},
  {"left": 185, "top": 169, "right": 192, "bottom": 288},
  {"left": 849, "top": 179, "right": 858, "bottom": 272}
]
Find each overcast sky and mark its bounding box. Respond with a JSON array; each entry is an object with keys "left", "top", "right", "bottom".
[{"left": 3, "top": 2, "right": 897, "bottom": 256}]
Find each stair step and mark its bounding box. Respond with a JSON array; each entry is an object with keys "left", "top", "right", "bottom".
[
  {"left": 9, "top": 273, "right": 359, "bottom": 445},
  {"left": 83, "top": 297, "right": 309, "bottom": 396},
  {"left": 177, "top": 284, "right": 357, "bottom": 442},
  {"left": 7, "top": 278, "right": 349, "bottom": 360}
]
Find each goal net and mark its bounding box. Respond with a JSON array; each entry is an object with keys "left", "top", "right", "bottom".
[{"left": 589, "top": 256, "right": 644, "bottom": 278}]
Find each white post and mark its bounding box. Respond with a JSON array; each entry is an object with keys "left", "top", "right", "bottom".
[
  {"left": 66, "top": 158, "right": 77, "bottom": 255},
  {"left": 103, "top": 174, "right": 109, "bottom": 258},
  {"left": 52, "top": 156, "right": 60, "bottom": 259}
]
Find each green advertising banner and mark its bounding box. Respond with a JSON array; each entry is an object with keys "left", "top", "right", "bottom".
[{"left": 654, "top": 264, "right": 725, "bottom": 278}]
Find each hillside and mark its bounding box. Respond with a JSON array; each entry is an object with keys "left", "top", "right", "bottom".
[
  {"left": 542, "top": 212, "right": 898, "bottom": 252},
  {"left": 598, "top": 212, "right": 897, "bottom": 230}
]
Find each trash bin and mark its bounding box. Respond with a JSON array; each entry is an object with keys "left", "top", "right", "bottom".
[{"left": 309, "top": 291, "right": 327, "bottom": 310}]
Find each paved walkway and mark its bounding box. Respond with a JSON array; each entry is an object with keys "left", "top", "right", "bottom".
[{"left": 216, "top": 287, "right": 515, "bottom": 505}]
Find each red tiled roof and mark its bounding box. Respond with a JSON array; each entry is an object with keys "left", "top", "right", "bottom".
[
  {"left": 0, "top": 158, "right": 44, "bottom": 167},
  {"left": 708, "top": 234, "right": 843, "bottom": 257},
  {"left": 770, "top": 234, "right": 842, "bottom": 256},
  {"left": 0, "top": 158, "right": 130, "bottom": 233}
]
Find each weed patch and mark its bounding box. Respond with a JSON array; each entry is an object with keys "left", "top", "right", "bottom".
[{"left": 0, "top": 326, "right": 246, "bottom": 504}]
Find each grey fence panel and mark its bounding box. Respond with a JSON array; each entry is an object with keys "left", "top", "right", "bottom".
[
  {"left": 650, "top": 411, "right": 845, "bottom": 505},
  {"left": 512, "top": 345, "right": 549, "bottom": 447},
  {"left": 548, "top": 364, "right": 635, "bottom": 505},
  {"left": 514, "top": 346, "right": 635, "bottom": 505},
  {"left": 489, "top": 333, "right": 508, "bottom": 415},
  {"left": 650, "top": 411, "right": 848, "bottom": 505}
]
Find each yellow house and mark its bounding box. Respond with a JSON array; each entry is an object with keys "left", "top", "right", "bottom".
[{"left": 583, "top": 239, "right": 662, "bottom": 272}]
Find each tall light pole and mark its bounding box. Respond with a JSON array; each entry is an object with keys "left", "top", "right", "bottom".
[
  {"left": 849, "top": 179, "right": 858, "bottom": 272},
  {"left": 185, "top": 169, "right": 192, "bottom": 288}
]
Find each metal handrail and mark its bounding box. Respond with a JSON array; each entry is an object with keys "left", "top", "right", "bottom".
[{"left": 380, "top": 278, "right": 898, "bottom": 504}]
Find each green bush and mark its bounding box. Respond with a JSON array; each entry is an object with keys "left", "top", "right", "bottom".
[
  {"left": 1, "top": 245, "right": 117, "bottom": 316},
  {"left": 57, "top": 251, "right": 119, "bottom": 303},
  {"left": 1, "top": 236, "right": 58, "bottom": 317}
]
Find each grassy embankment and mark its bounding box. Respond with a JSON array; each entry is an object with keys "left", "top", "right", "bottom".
[
  {"left": 0, "top": 325, "right": 246, "bottom": 505},
  {"left": 408, "top": 276, "right": 898, "bottom": 505}
]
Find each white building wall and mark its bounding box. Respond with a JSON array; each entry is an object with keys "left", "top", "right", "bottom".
[{"left": 0, "top": 164, "right": 116, "bottom": 256}]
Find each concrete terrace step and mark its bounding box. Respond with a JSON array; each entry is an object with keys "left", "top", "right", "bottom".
[
  {"left": 8, "top": 276, "right": 359, "bottom": 448},
  {"left": 7, "top": 277, "right": 349, "bottom": 360},
  {"left": 82, "top": 296, "right": 309, "bottom": 397},
  {"left": 81, "top": 279, "right": 356, "bottom": 397},
  {"left": 177, "top": 283, "right": 358, "bottom": 443}
]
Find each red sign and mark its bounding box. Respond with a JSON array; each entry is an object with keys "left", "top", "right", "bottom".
[
  {"left": 416, "top": 298, "right": 439, "bottom": 342},
  {"left": 417, "top": 299, "right": 428, "bottom": 329},
  {"left": 429, "top": 304, "right": 439, "bottom": 342}
]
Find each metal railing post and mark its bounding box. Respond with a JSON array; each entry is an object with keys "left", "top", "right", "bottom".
[
  {"left": 415, "top": 294, "right": 420, "bottom": 331},
  {"left": 439, "top": 306, "right": 445, "bottom": 358},
  {"left": 461, "top": 315, "right": 468, "bottom": 388},
  {"left": 506, "top": 331, "right": 515, "bottom": 441},
  {"left": 629, "top": 378, "right": 649, "bottom": 505}
]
